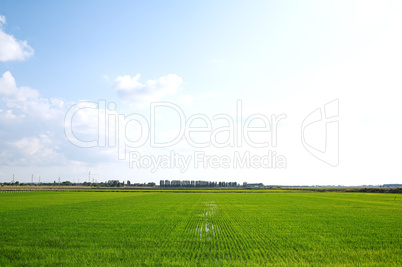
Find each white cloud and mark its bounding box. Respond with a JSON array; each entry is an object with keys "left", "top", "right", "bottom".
[
  {"left": 0, "top": 71, "right": 71, "bottom": 166},
  {"left": 14, "top": 135, "right": 55, "bottom": 157},
  {"left": 0, "top": 109, "right": 21, "bottom": 120},
  {"left": 1, "top": 134, "right": 66, "bottom": 166},
  {"left": 0, "top": 71, "right": 39, "bottom": 102},
  {"left": 113, "top": 73, "right": 183, "bottom": 108},
  {"left": 0, "top": 16, "right": 34, "bottom": 62},
  {"left": 0, "top": 71, "right": 67, "bottom": 123},
  {"left": 0, "top": 72, "right": 122, "bottom": 171}
]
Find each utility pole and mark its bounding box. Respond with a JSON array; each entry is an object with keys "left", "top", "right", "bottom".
[
  {"left": 12, "top": 174, "right": 14, "bottom": 183},
  {"left": 31, "top": 174, "right": 33, "bottom": 185}
]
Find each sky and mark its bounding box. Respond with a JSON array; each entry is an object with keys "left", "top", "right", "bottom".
[{"left": 0, "top": 0, "right": 401, "bottom": 185}]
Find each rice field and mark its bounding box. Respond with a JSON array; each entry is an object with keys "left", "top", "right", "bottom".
[{"left": 0, "top": 191, "right": 401, "bottom": 266}]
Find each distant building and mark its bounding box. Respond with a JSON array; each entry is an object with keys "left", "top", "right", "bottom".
[
  {"left": 243, "top": 182, "right": 264, "bottom": 188},
  {"left": 158, "top": 179, "right": 240, "bottom": 188},
  {"left": 171, "top": 180, "right": 181, "bottom": 187}
]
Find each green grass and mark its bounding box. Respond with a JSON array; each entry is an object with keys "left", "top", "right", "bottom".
[{"left": 0, "top": 191, "right": 401, "bottom": 266}]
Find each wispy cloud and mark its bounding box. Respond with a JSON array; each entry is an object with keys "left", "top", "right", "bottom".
[{"left": 113, "top": 74, "right": 183, "bottom": 108}]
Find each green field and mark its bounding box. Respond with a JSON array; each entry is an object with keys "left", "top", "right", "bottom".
[{"left": 0, "top": 191, "right": 401, "bottom": 266}]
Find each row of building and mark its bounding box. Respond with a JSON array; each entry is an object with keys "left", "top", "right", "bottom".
[{"left": 160, "top": 180, "right": 239, "bottom": 188}]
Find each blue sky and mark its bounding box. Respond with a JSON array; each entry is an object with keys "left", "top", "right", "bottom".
[{"left": 0, "top": 1, "right": 401, "bottom": 185}]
